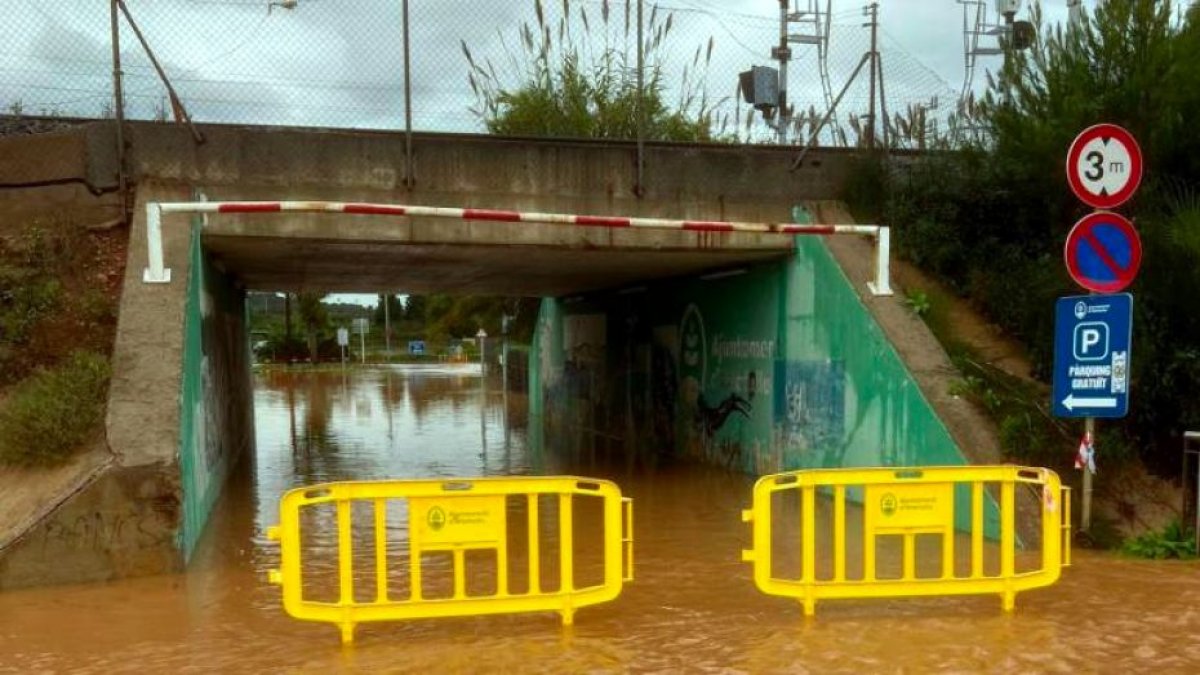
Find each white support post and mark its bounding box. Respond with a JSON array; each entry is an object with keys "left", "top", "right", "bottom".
[
  {"left": 143, "top": 201, "right": 171, "bottom": 283},
  {"left": 867, "top": 226, "right": 893, "bottom": 296}
]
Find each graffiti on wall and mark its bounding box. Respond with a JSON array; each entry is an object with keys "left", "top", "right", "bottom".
[
  {"left": 531, "top": 235, "right": 981, "bottom": 490},
  {"left": 774, "top": 359, "right": 846, "bottom": 459}
]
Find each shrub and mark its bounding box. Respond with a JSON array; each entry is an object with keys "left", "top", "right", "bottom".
[
  {"left": 1122, "top": 520, "right": 1196, "bottom": 560},
  {"left": 904, "top": 290, "right": 931, "bottom": 317},
  {"left": 0, "top": 351, "right": 111, "bottom": 466}
]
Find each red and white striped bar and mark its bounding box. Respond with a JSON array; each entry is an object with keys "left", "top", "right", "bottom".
[{"left": 144, "top": 200, "right": 892, "bottom": 295}]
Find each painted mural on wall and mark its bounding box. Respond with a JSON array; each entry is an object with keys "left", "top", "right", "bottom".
[
  {"left": 530, "top": 233, "right": 974, "bottom": 484},
  {"left": 672, "top": 280, "right": 778, "bottom": 472},
  {"left": 528, "top": 233, "right": 994, "bottom": 534}
]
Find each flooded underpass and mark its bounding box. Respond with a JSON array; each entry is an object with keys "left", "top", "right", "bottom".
[{"left": 3, "top": 366, "right": 1200, "bottom": 672}]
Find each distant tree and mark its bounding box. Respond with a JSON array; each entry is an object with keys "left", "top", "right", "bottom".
[
  {"left": 403, "top": 294, "right": 427, "bottom": 322},
  {"left": 464, "top": 0, "right": 725, "bottom": 141}
]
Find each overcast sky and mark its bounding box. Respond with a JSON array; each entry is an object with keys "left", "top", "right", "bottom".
[
  {"left": 3, "top": 0, "right": 1098, "bottom": 141},
  {"left": 4, "top": 0, "right": 1099, "bottom": 306}
]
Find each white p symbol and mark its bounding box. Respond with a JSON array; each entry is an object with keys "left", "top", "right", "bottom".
[{"left": 1074, "top": 323, "right": 1109, "bottom": 361}]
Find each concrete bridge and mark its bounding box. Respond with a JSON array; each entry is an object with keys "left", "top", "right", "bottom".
[{"left": 0, "top": 121, "right": 1001, "bottom": 587}]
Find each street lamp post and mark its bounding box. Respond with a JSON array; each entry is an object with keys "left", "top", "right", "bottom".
[
  {"left": 476, "top": 328, "right": 488, "bottom": 375},
  {"left": 476, "top": 327, "right": 488, "bottom": 468}
]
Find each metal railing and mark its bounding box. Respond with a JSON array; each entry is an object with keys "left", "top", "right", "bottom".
[
  {"left": 266, "top": 476, "right": 633, "bottom": 644},
  {"left": 741, "top": 465, "right": 1070, "bottom": 615}
]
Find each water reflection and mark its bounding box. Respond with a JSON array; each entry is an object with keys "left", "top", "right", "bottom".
[{"left": 252, "top": 365, "right": 521, "bottom": 528}]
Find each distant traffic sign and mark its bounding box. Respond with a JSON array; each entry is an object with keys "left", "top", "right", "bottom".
[
  {"left": 1066, "top": 123, "right": 1143, "bottom": 209},
  {"left": 1064, "top": 211, "right": 1142, "bottom": 293},
  {"left": 1053, "top": 293, "right": 1132, "bottom": 419}
]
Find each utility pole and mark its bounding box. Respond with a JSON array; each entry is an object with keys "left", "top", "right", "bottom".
[
  {"left": 1067, "top": 0, "right": 1084, "bottom": 29},
  {"left": 773, "top": 0, "right": 791, "bottom": 144},
  {"left": 109, "top": 0, "right": 127, "bottom": 213},
  {"left": 865, "top": 2, "right": 879, "bottom": 150},
  {"left": 402, "top": 0, "right": 414, "bottom": 187},
  {"left": 383, "top": 294, "right": 391, "bottom": 361},
  {"left": 635, "top": 0, "right": 645, "bottom": 195}
]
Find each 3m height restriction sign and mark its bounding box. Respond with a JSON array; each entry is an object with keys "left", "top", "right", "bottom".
[
  {"left": 1066, "top": 123, "right": 1143, "bottom": 209},
  {"left": 1053, "top": 293, "right": 1133, "bottom": 418}
]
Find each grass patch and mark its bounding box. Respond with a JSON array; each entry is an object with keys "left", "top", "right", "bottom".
[{"left": 0, "top": 351, "right": 111, "bottom": 467}]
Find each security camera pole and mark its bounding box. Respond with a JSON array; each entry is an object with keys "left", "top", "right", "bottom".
[{"left": 773, "top": 0, "right": 791, "bottom": 144}]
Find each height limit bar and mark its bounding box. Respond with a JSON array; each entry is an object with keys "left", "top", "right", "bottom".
[{"left": 142, "top": 200, "right": 894, "bottom": 296}]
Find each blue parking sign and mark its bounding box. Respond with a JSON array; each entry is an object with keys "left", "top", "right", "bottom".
[{"left": 1052, "top": 293, "right": 1132, "bottom": 418}]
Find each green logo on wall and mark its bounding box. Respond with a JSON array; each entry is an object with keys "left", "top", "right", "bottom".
[
  {"left": 680, "top": 303, "right": 707, "bottom": 386},
  {"left": 428, "top": 506, "right": 446, "bottom": 531},
  {"left": 880, "top": 493, "right": 898, "bottom": 517}
]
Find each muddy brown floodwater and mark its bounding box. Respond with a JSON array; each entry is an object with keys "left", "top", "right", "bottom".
[{"left": 2, "top": 365, "right": 1199, "bottom": 673}]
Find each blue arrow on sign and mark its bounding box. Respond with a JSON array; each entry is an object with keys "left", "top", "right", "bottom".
[{"left": 1052, "top": 293, "right": 1133, "bottom": 418}]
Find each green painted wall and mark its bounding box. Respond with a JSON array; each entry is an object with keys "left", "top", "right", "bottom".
[
  {"left": 530, "top": 229, "right": 997, "bottom": 533},
  {"left": 178, "top": 219, "right": 254, "bottom": 560}
]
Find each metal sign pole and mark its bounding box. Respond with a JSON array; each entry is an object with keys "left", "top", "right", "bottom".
[
  {"left": 1082, "top": 416, "right": 1094, "bottom": 531},
  {"left": 1059, "top": 123, "right": 1144, "bottom": 535},
  {"left": 384, "top": 294, "right": 391, "bottom": 360},
  {"left": 1185, "top": 431, "right": 1200, "bottom": 554}
]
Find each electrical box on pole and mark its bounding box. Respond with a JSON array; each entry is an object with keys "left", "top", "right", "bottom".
[{"left": 739, "top": 66, "right": 779, "bottom": 113}]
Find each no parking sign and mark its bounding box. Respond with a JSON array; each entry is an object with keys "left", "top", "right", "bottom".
[{"left": 1063, "top": 211, "right": 1142, "bottom": 293}]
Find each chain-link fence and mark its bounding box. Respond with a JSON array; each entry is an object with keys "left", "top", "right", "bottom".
[{"left": 2, "top": 0, "right": 962, "bottom": 147}]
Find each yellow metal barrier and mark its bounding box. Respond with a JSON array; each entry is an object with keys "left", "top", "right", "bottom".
[
  {"left": 266, "top": 476, "right": 633, "bottom": 643},
  {"left": 741, "top": 465, "right": 1070, "bottom": 615}
]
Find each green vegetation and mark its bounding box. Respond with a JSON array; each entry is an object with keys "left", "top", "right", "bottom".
[
  {"left": 0, "top": 351, "right": 111, "bottom": 466},
  {"left": 904, "top": 290, "right": 931, "bottom": 318},
  {"left": 465, "top": 0, "right": 724, "bottom": 141},
  {"left": 1, "top": 221, "right": 120, "bottom": 386},
  {"left": 1, "top": 226, "right": 67, "bottom": 383},
  {"left": 876, "top": 0, "right": 1200, "bottom": 475},
  {"left": 1122, "top": 519, "right": 1196, "bottom": 559}
]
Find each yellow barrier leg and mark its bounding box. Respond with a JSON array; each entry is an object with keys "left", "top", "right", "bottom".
[
  {"left": 1001, "top": 480, "right": 1015, "bottom": 612},
  {"left": 528, "top": 494, "right": 541, "bottom": 594},
  {"left": 339, "top": 622, "right": 355, "bottom": 645},
  {"left": 374, "top": 499, "right": 388, "bottom": 604},
  {"left": 971, "top": 482, "right": 984, "bottom": 579}
]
